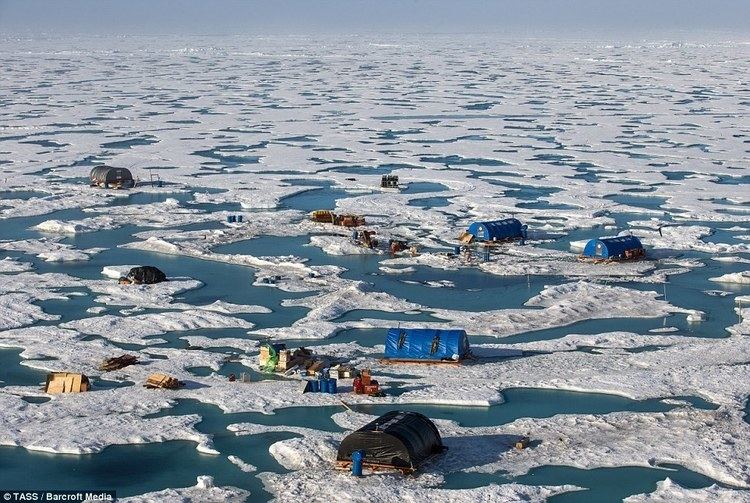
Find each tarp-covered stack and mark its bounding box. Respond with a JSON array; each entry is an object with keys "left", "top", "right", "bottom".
[{"left": 383, "top": 328, "right": 470, "bottom": 363}]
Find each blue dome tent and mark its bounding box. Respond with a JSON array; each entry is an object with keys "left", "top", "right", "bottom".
[
  {"left": 464, "top": 218, "right": 527, "bottom": 243},
  {"left": 384, "top": 328, "right": 470, "bottom": 362},
  {"left": 582, "top": 235, "right": 644, "bottom": 260}
]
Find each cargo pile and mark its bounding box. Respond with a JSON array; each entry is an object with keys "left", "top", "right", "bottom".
[
  {"left": 44, "top": 372, "right": 90, "bottom": 394},
  {"left": 310, "top": 210, "right": 365, "bottom": 227},
  {"left": 353, "top": 369, "right": 383, "bottom": 396},
  {"left": 99, "top": 354, "right": 138, "bottom": 372},
  {"left": 144, "top": 373, "right": 182, "bottom": 390}
]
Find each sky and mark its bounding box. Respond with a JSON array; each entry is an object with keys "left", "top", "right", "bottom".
[{"left": 0, "top": 0, "right": 748, "bottom": 37}]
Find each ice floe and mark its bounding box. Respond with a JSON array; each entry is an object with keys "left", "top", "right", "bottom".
[{"left": 121, "top": 476, "right": 249, "bottom": 503}]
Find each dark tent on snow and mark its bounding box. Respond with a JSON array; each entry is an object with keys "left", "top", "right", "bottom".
[
  {"left": 384, "top": 328, "right": 470, "bottom": 362},
  {"left": 90, "top": 165, "right": 135, "bottom": 189},
  {"left": 336, "top": 410, "right": 445, "bottom": 473},
  {"left": 122, "top": 266, "right": 167, "bottom": 285}
]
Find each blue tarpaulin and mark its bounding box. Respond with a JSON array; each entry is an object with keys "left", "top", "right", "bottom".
[
  {"left": 582, "top": 235, "right": 643, "bottom": 259},
  {"left": 384, "top": 328, "right": 470, "bottom": 361},
  {"left": 466, "top": 218, "right": 526, "bottom": 241}
]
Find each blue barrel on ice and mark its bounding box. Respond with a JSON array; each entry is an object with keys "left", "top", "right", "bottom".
[
  {"left": 453, "top": 246, "right": 461, "bottom": 255},
  {"left": 483, "top": 249, "right": 490, "bottom": 261},
  {"left": 227, "top": 215, "right": 236, "bottom": 223},
  {"left": 328, "top": 378, "right": 337, "bottom": 394},
  {"left": 319, "top": 378, "right": 329, "bottom": 393},
  {"left": 351, "top": 449, "right": 365, "bottom": 476},
  {"left": 310, "top": 379, "right": 320, "bottom": 392},
  {"left": 237, "top": 215, "right": 243, "bottom": 223}
]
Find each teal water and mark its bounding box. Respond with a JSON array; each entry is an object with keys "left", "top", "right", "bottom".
[
  {"left": 604, "top": 193, "right": 667, "bottom": 211},
  {"left": 408, "top": 196, "right": 452, "bottom": 208},
  {"left": 444, "top": 464, "right": 725, "bottom": 502},
  {"left": 279, "top": 182, "right": 353, "bottom": 213},
  {"left": 215, "top": 236, "right": 557, "bottom": 311},
  {"left": 0, "top": 177, "right": 746, "bottom": 501},
  {"left": 0, "top": 390, "right": 719, "bottom": 499},
  {"left": 0, "top": 348, "right": 47, "bottom": 387},
  {"left": 0, "top": 190, "right": 52, "bottom": 199},
  {"left": 348, "top": 388, "right": 715, "bottom": 426}
]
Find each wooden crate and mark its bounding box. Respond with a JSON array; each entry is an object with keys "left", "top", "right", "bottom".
[
  {"left": 144, "top": 373, "right": 181, "bottom": 390},
  {"left": 45, "top": 372, "right": 90, "bottom": 394}
]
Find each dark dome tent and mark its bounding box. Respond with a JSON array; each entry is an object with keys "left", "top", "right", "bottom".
[
  {"left": 462, "top": 218, "right": 527, "bottom": 243},
  {"left": 582, "top": 235, "right": 644, "bottom": 261},
  {"left": 336, "top": 410, "right": 445, "bottom": 473},
  {"left": 384, "top": 328, "right": 470, "bottom": 362},
  {"left": 90, "top": 165, "right": 135, "bottom": 189},
  {"left": 123, "top": 266, "right": 167, "bottom": 285}
]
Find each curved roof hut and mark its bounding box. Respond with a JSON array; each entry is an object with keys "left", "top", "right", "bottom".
[
  {"left": 462, "top": 218, "right": 526, "bottom": 243},
  {"left": 384, "top": 328, "right": 470, "bottom": 362},
  {"left": 582, "top": 236, "right": 644, "bottom": 260},
  {"left": 336, "top": 410, "right": 444, "bottom": 473},
  {"left": 121, "top": 266, "right": 167, "bottom": 285},
  {"left": 90, "top": 166, "right": 135, "bottom": 189}
]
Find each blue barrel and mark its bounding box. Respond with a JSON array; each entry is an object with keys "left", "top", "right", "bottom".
[
  {"left": 483, "top": 250, "right": 490, "bottom": 261},
  {"left": 310, "top": 380, "right": 320, "bottom": 393},
  {"left": 328, "top": 378, "right": 337, "bottom": 394},
  {"left": 351, "top": 450, "right": 364, "bottom": 476},
  {"left": 237, "top": 215, "right": 243, "bottom": 223},
  {"left": 319, "top": 378, "right": 329, "bottom": 393},
  {"left": 157, "top": 180, "right": 164, "bottom": 187},
  {"left": 352, "top": 231, "right": 358, "bottom": 240},
  {"left": 453, "top": 246, "right": 461, "bottom": 255}
]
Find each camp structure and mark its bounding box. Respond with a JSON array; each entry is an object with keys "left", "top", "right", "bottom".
[
  {"left": 259, "top": 344, "right": 352, "bottom": 376},
  {"left": 459, "top": 218, "right": 527, "bottom": 244},
  {"left": 310, "top": 210, "right": 365, "bottom": 228},
  {"left": 119, "top": 266, "right": 167, "bottom": 285},
  {"left": 380, "top": 175, "right": 399, "bottom": 189},
  {"left": 144, "top": 373, "right": 181, "bottom": 390},
  {"left": 352, "top": 230, "right": 378, "bottom": 249},
  {"left": 353, "top": 368, "right": 382, "bottom": 396},
  {"left": 336, "top": 410, "right": 445, "bottom": 474},
  {"left": 89, "top": 165, "right": 135, "bottom": 189},
  {"left": 45, "top": 372, "right": 90, "bottom": 394},
  {"left": 383, "top": 328, "right": 470, "bottom": 363},
  {"left": 259, "top": 343, "right": 290, "bottom": 372},
  {"left": 581, "top": 235, "right": 645, "bottom": 262},
  {"left": 310, "top": 210, "right": 336, "bottom": 224},
  {"left": 99, "top": 354, "right": 138, "bottom": 372},
  {"left": 337, "top": 214, "right": 365, "bottom": 227}
]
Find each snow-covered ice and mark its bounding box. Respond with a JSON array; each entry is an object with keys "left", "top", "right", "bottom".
[{"left": 0, "top": 32, "right": 749, "bottom": 501}]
